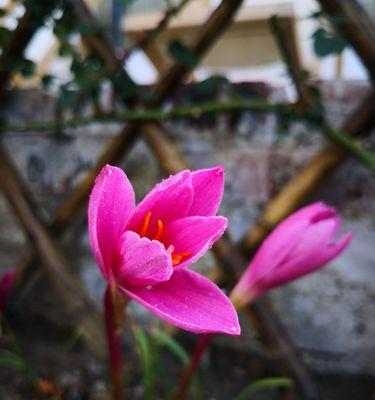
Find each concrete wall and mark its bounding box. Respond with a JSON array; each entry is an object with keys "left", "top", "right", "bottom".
[{"left": 0, "top": 83, "right": 374, "bottom": 376}]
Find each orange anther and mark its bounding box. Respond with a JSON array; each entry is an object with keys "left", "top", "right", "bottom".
[
  {"left": 140, "top": 211, "right": 152, "bottom": 237},
  {"left": 154, "top": 219, "right": 164, "bottom": 241},
  {"left": 171, "top": 252, "right": 190, "bottom": 266},
  {"left": 172, "top": 254, "right": 183, "bottom": 266}
]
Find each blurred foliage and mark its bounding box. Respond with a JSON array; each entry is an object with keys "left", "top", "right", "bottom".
[
  {"left": 234, "top": 377, "right": 294, "bottom": 400},
  {"left": 168, "top": 39, "right": 199, "bottom": 68},
  {"left": 310, "top": 11, "right": 348, "bottom": 58}
]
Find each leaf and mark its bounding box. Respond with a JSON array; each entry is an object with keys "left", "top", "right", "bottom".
[
  {"left": 312, "top": 27, "right": 347, "bottom": 58},
  {"left": 0, "top": 8, "right": 7, "bottom": 17},
  {"left": 192, "top": 75, "right": 228, "bottom": 97},
  {"left": 58, "top": 89, "right": 80, "bottom": 110},
  {"left": 113, "top": 0, "right": 137, "bottom": 5},
  {"left": 0, "top": 354, "right": 26, "bottom": 370},
  {"left": 234, "top": 377, "right": 294, "bottom": 400},
  {"left": 152, "top": 330, "right": 189, "bottom": 365},
  {"left": 152, "top": 330, "right": 201, "bottom": 399},
  {"left": 168, "top": 40, "right": 198, "bottom": 69},
  {"left": 112, "top": 72, "right": 139, "bottom": 100},
  {"left": 64, "top": 326, "right": 84, "bottom": 351},
  {"left": 77, "top": 22, "right": 101, "bottom": 36},
  {"left": 41, "top": 74, "right": 54, "bottom": 89},
  {"left": 0, "top": 353, "right": 38, "bottom": 383},
  {"left": 11, "top": 59, "right": 36, "bottom": 78},
  {"left": 134, "top": 327, "right": 154, "bottom": 400},
  {"left": 0, "top": 26, "right": 11, "bottom": 46}
]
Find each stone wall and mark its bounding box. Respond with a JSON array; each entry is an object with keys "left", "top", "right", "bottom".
[{"left": 1, "top": 83, "right": 374, "bottom": 376}]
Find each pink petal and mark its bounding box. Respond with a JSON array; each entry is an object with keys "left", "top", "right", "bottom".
[
  {"left": 120, "top": 269, "right": 240, "bottom": 335},
  {"left": 116, "top": 231, "right": 173, "bottom": 286},
  {"left": 162, "top": 216, "right": 227, "bottom": 269},
  {"left": 245, "top": 202, "right": 336, "bottom": 284},
  {"left": 263, "top": 224, "right": 353, "bottom": 288},
  {"left": 231, "top": 202, "right": 340, "bottom": 304},
  {"left": 188, "top": 166, "right": 225, "bottom": 216},
  {"left": 88, "top": 165, "right": 135, "bottom": 281},
  {"left": 128, "top": 170, "right": 194, "bottom": 238}
]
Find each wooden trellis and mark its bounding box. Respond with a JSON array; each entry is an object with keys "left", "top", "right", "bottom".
[{"left": 0, "top": 1, "right": 374, "bottom": 399}]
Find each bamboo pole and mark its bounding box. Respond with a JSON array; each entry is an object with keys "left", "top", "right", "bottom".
[
  {"left": 140, "top": 122, "right": 319, "bottom": 400},
  {"left": 0, "top": 0, "right": 59, "bottom": 103},
  {"left": 240, "top": 91, "right": 375, "bottom": 253},
  {"left": 317, "top": 0, "right": 375, "bottom": 82},
  {"left": 0, "top": 145, "right": 106, "bottom": 358}
]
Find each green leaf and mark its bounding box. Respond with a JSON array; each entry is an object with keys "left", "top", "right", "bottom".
[
  {"left": 77, "top": 22, "right": 101, "bottom": 36},
  {"left": 41, "top": 74, "right": 54, "bottom": 89},
  {"left": 0, "top": 353, "right": 38, "bottom": 383},
  {"left": 168, "top": 40, "right": 198, "bottom": 69},
  {"left": 0, "top": 26, "right": 11, "bottom": 46},
  {"left": 58, "top": 89, "right": 79, "bottom": 110},
  {"left": 0, "top": 354, "right": 26, "bottom": 370},
  {"left": 308, "top": 11, "right": 324, "bottom": 20},
  {"left": 12, "top": 59, "right": 36, "bottom": 78},
  {"left": 64, "top": 326, "right": 84, "bottom": 351},
  {"left": 192, "top": 75, "right": 228, "bottom": 97},
  {"left": 58, "top": 42, "right": 76, "bottom": 57},
  {"left": 113, "top": 0, "right": 137, "bottom": 5},
  {"left": 0, "top": 8, "right": 7, "bottom": 17},
  {"left": 312, "top": 27, "right": 347, "bottom": 58},
  {"left": 234, "top": 377, "right": 294, "bottom": 400},
  {"left": 112, "top": 72, "right": 139, "bottom": 100},
  {"left": 152, "top": 330, "right": 189, "bottom": 365},
  {"left": 134, "top": 327, "right": 154, "bottom": 400},
  {"left": 152, "top": 330, "right": 201, "bottom": 399}
]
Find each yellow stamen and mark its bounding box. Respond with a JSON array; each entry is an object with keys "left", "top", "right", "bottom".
[
  {"left": 154, "top": 219, "right": 164, "bottom": 241},
  {"left": 140, "top": 211, "right": 152, "bottom": 237}
]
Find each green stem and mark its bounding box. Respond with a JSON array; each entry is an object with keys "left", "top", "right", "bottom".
[
  {"left": 3, "top": 98, "right": 374, "bottom": 175},
  {"left": 2, "top": 99, "right": 302, "bottom": 132},
  {"left": 324, "top": 125, "right": 375, "bottom": 175}
]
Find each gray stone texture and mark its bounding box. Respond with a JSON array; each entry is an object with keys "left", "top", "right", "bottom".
[{"left": 0, "top": 82, "right": 374, "bottom": 376}]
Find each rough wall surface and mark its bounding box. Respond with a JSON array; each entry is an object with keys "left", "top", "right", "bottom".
[{"left": 0, "top": 83, "right": 374, "bottom": 376}]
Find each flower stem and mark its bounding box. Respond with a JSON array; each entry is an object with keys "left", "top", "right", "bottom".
[
  {"left": 173, "top": 334, "right": 214, "bottom": 400},
  {"left": 104, "top": 285, "right": 128, "bottom": 400}
]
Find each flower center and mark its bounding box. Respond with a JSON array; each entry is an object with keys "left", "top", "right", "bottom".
[{"left": 138, "top": 211, "right": 190, "bottom": 266}]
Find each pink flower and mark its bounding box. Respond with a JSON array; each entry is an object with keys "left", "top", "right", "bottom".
[
  {"left": 231, "top": 202, "right": 353, "bottom": 309},
  {"left": 88, "top": 165, "right": 240, "bottom": 335},
  {"left": 0, "top": 268, "right": 16, "bottom": 312}
]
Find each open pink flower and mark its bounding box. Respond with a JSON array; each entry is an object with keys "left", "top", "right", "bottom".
[
  {"left": 0, "top": 268, "right": 16, "bottom": 312},
  {"left": 230, "top": 202, "right": 352, "bottom": 309},
  {"left": 88, "top": 165, "right": 240, "bottom": 335}
]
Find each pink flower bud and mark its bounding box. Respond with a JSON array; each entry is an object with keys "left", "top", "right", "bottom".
[{"left": 231, "top": 202, "right": 352, "bottom": 309}]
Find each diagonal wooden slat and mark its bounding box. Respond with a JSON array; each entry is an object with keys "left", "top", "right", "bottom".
[
  {"left": 241, "top": 13, "right": 375, "bottom": 253},
  {"left": 9, "top": 0, "right": 246, "bottom": 353},
  {"left": 240, "top": 91, "right": 375, "bottom": 253},
  {"left": 0, "top": 0, "right": 108, "bottom": 357},
  {"left": 3, "top": 0, "right": 374, "bottom": 396},
  {"left": 317, "top": 0, "right": 375, "bottom": 83},
  {"left": 0, "top": 0, "right": 59, "bottom": 105},
  {"left": 139, "top": 122, "right": 319, "bottom": 400},
  {"left": 8, "top": 1, "right": 322, "bottom": 397},
  {"left": 0, "top": 145, "right": 106, "bottom": 358}
]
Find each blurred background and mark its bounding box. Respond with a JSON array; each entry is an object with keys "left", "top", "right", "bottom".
[{"left": 0, "top": 0, "right": 374, "bottom": 399}]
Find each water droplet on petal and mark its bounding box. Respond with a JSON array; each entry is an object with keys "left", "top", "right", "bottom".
[{"left": 146, "top": 285, "right": 153, "bottom": 290}]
